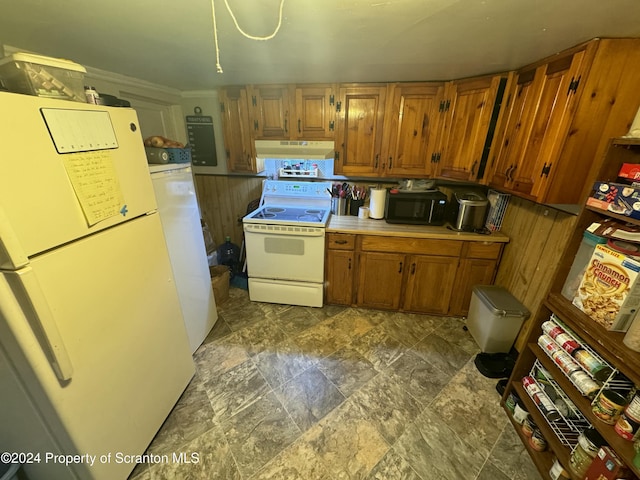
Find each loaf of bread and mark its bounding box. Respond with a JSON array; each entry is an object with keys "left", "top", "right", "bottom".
[{"left": 143, "top": 136, "right": 184, "bottom": 148}]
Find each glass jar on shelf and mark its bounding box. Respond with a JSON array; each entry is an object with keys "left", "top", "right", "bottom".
[{"left": 568, "top": 428, "right": 606, "bottom": 478}]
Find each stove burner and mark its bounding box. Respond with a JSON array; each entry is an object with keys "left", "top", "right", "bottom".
[
  {"left": 298, "top": 214, "right": 322, "bottom": 222},
  {"left": 247, "top": 204, "right": 329, "bottom": 226}
]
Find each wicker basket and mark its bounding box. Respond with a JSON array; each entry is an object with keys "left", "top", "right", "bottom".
[{"left": 209, "top": 265, "right": 230, "bottom": 304}]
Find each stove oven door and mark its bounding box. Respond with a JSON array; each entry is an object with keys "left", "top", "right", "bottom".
[
  {"left": 243, "top": 223, "right": 326, "bottom": 307},
  {"left": 243, "top": 223, "right": 325, "bottom": 282}
]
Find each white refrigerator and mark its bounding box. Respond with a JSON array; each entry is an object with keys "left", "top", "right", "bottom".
[
  {"left": 149, "top": 164, "right": 218, "bottom": 353},
  {"left": 0, "top": 92, "right": 195, "bottom": 479}
]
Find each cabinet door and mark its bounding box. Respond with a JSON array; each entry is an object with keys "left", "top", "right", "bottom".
[
  {"left": 489, "top": 68, "right": 540, "bottom": 192},
  {"left": 357, "top": 252, "right": 404, "bottom": 309},
  {"left": 383, "top": 83, "right": 444, "bottom": 177},
  {"left": 490, "top": 51, "right": 587, "bottom": 199},
  {"left": 449, "top": 258, "right": 498, "bottom": 316},
  {"left": 250, "top": 85, "right": 292, "bottom": 139},
  {"left": 335, "top": 85, "right": 387, "bottom": 176},
  {"left": 220, "top": 87, "right": 256, "bottom": 173},
  {"left": 295, "top": 85, "right": 336, "bottom": 139},
  {"left": 403, "top": 255, "right": 458, "bottom": 314},
  {"left": 508, "top": 52, "right": 586, "bottom": 198},
  {"left": 325, "top": 249, "right": 354, "bottom": 305},
  {"left": 526, "top": 51, "right": 587, "bottom": 201},
  {"left": 437, "top": 75, "right": 506, "bottom": 182}
]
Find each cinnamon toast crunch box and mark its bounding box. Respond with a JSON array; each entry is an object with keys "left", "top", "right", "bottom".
[{"left": 573, "top": 244, "right": 640, "bottom": 331}]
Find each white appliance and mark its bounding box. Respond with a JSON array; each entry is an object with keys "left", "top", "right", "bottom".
[
  {"left": 0, "top": 92, "right": 194, "bottom": 480},
  {"left": 243, "top": 180, "right": 332, "bottom": 307},
  {"left": 149, "top": 163, "right": 218, "bottom": 353}
]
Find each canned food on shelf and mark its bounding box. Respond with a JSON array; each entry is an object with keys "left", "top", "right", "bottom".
[
  {"left": 552, "top": 350, "right": 582, "bottom": 376},
  {"left": 522, "top": 376, "right": 561, "bottom": 421},
  {"left": 615, "top": 393, "right": 640, "bottom": 440},
  {"left": 569, "top": 371, "right": 601, "bottom": 397},
  {"left": 572, "top": 349, "right": 613, "bottom": 381},
  {"left": 528, "top": 429, "right": 547, "bottom": 452},
  {"left": 542, "top": 320, "right": 565, "bottom": 339},
  {"left": 592, "top": 389, "right": 628, "bottom": 424},
  {"left": 538, "top": 335, "right": 560, "bottom": 355},
  {"left": 513, "top": 402, "right": 529, "bottom": 424}
]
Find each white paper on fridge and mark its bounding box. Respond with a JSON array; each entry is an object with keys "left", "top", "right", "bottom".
[
  {"left": 62, "top": 150, "right": 125, "bottom": 226},
  {"left": 573, "top": 244, "right": 640, "bottom": 331}
]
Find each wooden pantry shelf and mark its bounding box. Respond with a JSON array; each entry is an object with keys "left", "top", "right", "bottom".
[{"left": 545, "top": 293, "right": 640, "bottom": 386}]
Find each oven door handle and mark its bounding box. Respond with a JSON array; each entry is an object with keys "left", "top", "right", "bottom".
[{"left": 244, "top": 224, "right": 325, "bottom": 237}]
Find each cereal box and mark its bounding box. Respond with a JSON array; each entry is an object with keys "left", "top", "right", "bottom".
[{"left": 573, "top": 244, "right": 640, "bottom": 331}]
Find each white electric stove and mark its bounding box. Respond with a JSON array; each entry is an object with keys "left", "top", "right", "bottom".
[{"left": 243, "top": 180, "right": 333, "bottom": 307}]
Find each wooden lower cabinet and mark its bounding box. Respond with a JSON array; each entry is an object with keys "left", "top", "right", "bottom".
[
  {"left": 325, "top": 233, "right": 356, "bottom": 305},
  {"left": 403, "top": 255, "right": 458, "bottom": 314},
  {"left": 325, "top": 233, "right": 504, "bottom": 314},
  {"left": 449, "top": 242, "right": 503, "bottom": 316},
  {"left": 357, "top": 252, "right": 405, "bottom": 309},
  {"left": 449, "top": 258, "right": 497, "bottom": 316},
  {"left": 356, "top": 252, "right": 460, "bottom": 313},
  {"left": 325, "top": 249, "right": 355, "bottom": 305}
]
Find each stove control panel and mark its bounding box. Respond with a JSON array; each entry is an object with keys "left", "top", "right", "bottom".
[
  {"left": 261, "top": 180, "right": 333, "bottom": 209},
  {"left": 263, "top": 180, "right": 332, "bottom": 198}
]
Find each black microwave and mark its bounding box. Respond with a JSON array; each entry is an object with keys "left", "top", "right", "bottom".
[{"left": 384, "top": 189, "right": 448, "bottom": 225}]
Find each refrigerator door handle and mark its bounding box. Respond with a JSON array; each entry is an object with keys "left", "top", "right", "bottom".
[{"left": 6, "top": 268, "right": 74, "bottom": 381}]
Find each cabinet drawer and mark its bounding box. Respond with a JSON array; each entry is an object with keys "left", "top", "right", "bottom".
[
  {"left": 327, "top": 233, "right": 356, "bottom": 250},
  {"left": 462, "top": 242, "right": 503, "bottom": 259},
  {"left": 360, "top": 236, "right": 462, "bottom": 256}
]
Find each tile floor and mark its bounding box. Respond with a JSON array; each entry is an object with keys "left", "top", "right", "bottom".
[{"left": 129, "top": 288, "right": 542, "bottom": 480}]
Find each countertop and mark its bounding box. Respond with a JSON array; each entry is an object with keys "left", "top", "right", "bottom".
[{"left": 326, "top": 215, "right": 509, "bottom": 243}]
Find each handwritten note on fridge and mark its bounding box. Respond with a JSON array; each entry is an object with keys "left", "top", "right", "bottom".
[{"left": 62, "top": 151, "right": 125, "bottom": 226}]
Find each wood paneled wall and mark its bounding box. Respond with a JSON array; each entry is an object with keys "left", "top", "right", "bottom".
[
  {"left": 194, "top": 173, "right": 578, "bottom": 351},
  {"left": 495, "top": 196, "right": 578, "bottom": 351},
  {"left": 194, "top": 175, "right": 264, "bottom": 249}
]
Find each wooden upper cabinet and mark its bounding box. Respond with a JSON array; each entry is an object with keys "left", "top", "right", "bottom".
[
  {"left": 488, "top": 49, "right": 587, "bottom": 199},
  {"left": 509, "top": 52, "right": 587, "bottom": 199},
  {"left": 382, "top": 83, "right": 444, "bottom": 178},
  {"left": 544, "top": 39, "right": 640, "bottom": 205},
  {"left": 335, "top": 84, "right": 387, "bottom": 175},
  {"left": 489, "top": 38, "right": 640, "bottom": 205},
  {"left": 436, "top": 74, "right": 510, "bottom": 182},
  {"left": 294, "top": 85, "right": 336, "bottom": 139},
  {"left": 524, "top": 52, "right": 588, "bottom": 199},
  {"left": 249, "top": 85, "right": 291, "bottom": 139},
  {"left": 489, "top": 68, "right": 539, "bottom": 191},
  {"left": 219, "top": 87, "right": 257, "bottom": 173}
]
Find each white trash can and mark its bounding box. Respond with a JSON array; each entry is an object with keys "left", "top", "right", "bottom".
[{"left": 466, "top": 285, "right": 530, "bottom": 353}]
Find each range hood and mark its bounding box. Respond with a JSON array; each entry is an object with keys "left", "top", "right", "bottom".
[{"left": 255, "top": 140, "right": 335, "bottom": 160}]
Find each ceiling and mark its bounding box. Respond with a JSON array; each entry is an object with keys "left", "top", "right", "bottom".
[{"left": 1, "top": 0, "right": 640, "bottom": 92}]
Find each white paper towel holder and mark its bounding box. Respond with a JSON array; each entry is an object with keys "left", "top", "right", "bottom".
[{"left": 369, "top": 186, "right": 387, "bottom": 219}]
